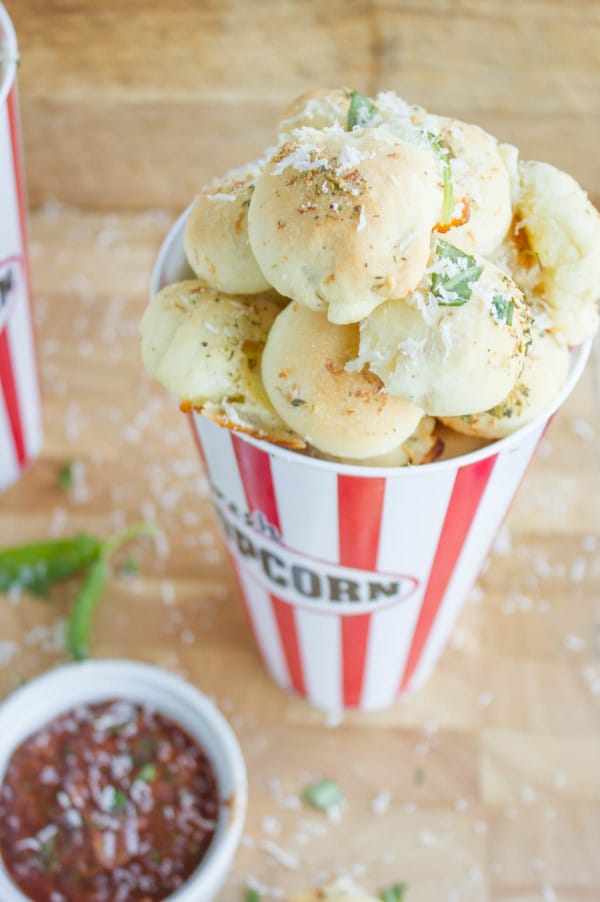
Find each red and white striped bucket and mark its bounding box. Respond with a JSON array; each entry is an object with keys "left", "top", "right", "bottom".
[
  {"left": 0, "top": 5, "right": 42, "bottom": 491},
  {"left": 152, "top": 209, "right": 591, "bottom": 712}
]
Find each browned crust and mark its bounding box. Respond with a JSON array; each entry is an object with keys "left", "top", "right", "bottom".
[
  {"left": 180, "top": 401, "right": 306, "bottom": 450},
  {"left": 423, "top": 434, "right": 445, "bottom": 464}
]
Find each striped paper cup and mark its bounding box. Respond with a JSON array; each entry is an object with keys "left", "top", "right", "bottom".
[
  {"left": 0, "top": 5, "right": 42, "bottom": 491},
  {"left": 151, "top": 209, "right": 591, "bottom": 712}
]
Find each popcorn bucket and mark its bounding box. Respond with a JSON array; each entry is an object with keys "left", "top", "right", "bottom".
[
  {"left": 0, "top": 4, "right": 42, "bottom": 491},
  {"left": 151, "top": 209, "right": 591, "bottom": 712}
]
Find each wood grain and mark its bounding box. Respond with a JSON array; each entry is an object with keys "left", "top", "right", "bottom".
[
  {"left": 8, "top": 0, "right": 600, "bottom": 209},
  {"left": 0, "top": 207, "right": 598, "bottom": 900}
]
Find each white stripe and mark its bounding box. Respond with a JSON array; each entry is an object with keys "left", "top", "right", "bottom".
[
  {"left": 270, "top": 456, "right": 339, "bottom": 561},
  {"left": 361, "top": 468, "right": 456, "bottom": 710},
  {"left": 7, "top": 269, "right": 41, "bottom": 460},
  {"left": 194, "top": 415, "right": 247, "bottom": 512},
  {"left": 411, "top": 424, "right": 545, "bottom": 688},
  {"left": 271, "top": 455, "right": 341, "bottom": 709},
  {"left": 196, "top": 418, "right": 291, "bottom": 690},
  {"left": 235, "top": 565, "right": 290, "bottom": 690},
  {"left": 0, "top": 101, "right": 21, "bottom": 268},
  {"left": 295, "top": 607, "right": 342, "bottom": 711},
  {"left": 0, "top": 386, "right": 19, "bottom": 489}
]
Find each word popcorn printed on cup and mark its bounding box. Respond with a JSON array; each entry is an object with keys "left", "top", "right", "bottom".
[{"left": 214, "top": 491, "right": 419, "bottom": 614}]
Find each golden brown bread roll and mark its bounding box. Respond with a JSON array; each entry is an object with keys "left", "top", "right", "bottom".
[
  {"left": 248, "top": 127, "right": 441, "bottom": 324},
  {"left": 262, "top": 302, "right": 423, "bottom": 458},
  {"left": 440, "top": 327, "right": 569, "bottom": 438},
  {"left": 516, "top": 160, "right": 600, "bottom": 344},
  {"left": 184, "top": 161, "right": 272, "bottom": 295},
  {"left": 141, "top": 280, "right": 303, "bottom": 447},
  {"left": 326, "top": 416, "right": 442, "bottom": 467},
  {"left": 278, "top": 88, "right": 352, "bottom": 133},
  {"left": 354, "top": 241, "right": 531, "bottom": 416},
  {"left": 279, "top": 89, "right": 513, "bottom": 259}
]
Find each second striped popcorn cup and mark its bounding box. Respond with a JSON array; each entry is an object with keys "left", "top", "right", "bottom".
[
  {"left": 151, "top": 209, "right": 591, "bottom": 712},
  {"left": 0, "top": 4, "right": 42, "bottom": 490}
]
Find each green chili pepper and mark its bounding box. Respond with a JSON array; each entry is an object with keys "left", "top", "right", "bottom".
[
  {"left": 66, "top": 555, "right": 109, "bottom": 661},
  {"left": 0, "top": 534, "right": 101, "bottom": 597},
  {"left": 65, "top": 522, "right": 158, "bottom": 661}
]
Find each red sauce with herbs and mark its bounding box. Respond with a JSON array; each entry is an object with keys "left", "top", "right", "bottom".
[{"left": 0, "top": 700, "right": 219, "bottom": 902}]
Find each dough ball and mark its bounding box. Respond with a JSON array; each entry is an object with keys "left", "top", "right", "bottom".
[
  {"left": 517, "top": 160, "right": 600, "bottom": 344},
  {"left": 248, "top": 127, "right": 441, "bottom": 324},
  {"left": 412, "top": 113, "right": 513, "bottom": 256},
  {"left": 184, "top": 161, "right": 271, "bottom": 294},
  {"left": 278, "top": 88, "right": 352, "bottom": 133},
  {"left": 262, "top": 302, "right": 423, "bottom": 458},
  {"left": 441, "top": 328, "right": 569, "bottom": 438},
  {"left": 355, "top": 242, "right": 531, "bottom": 416},
  {"left": 330, "top": 416, "right": 443, "bottom": 467},
  {"left": 141, "top": 280, "right": 303, "bottom": 447}
]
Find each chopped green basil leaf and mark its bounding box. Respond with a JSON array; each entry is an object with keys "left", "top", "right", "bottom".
[
  {"left": 431, "top": 240, "right": 482, "bottom": 307},
  {"left": 245, "top": 891, "right": 261, "bottom": 902},
  {"left": 57, "top": 460, "right": 74, "bottom": 491},
  {"left": 108, "top": 720, "right": 129, "bottom": 736},
  {"left": 111, "top": 789, "right": 128, "bottom": 812},
  {"left": 425, "top": 132, "right": 453, "bottom": 224},
  {"left": 291, "top": 398, "right": 306, "bottom": 407},
  {"left": 347, "top": 90, "right": 378, "bottom": 130},
  {"left": 136, "top": 737, "right": 155, "bottom": 762},
  {"left": 121, "top": 555, "right": 139, "bottom": 574},
  {"left": 303, "top": 777, "right": 344, "bottom": 812},
  {"left": 380, "top": 884, "right": 408, "bottom": 902},
  {"left": 38, "top": 832, "right": 57, "bottom": 872},
  {"left": 492, "top": 294, "right": 515, "bottom": 325},
  {"left": 137, "top": 763, "right": 157, "bottom": 782},
  {"left": 66, "top": 522, "right": 159, "bottom": 661}
]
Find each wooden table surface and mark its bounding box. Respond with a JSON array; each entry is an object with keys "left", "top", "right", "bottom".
[{"left": 2, "top": 1, "right": 600, "bottom": 900}]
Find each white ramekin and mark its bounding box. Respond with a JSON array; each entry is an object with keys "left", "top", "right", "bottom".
[{"left": 0, "top": 660, "right": 247, "bottom": 901}]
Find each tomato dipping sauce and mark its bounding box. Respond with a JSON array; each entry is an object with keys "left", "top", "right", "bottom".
[{"left": 0, "top": 700, "right": 220, "bottom": 902}]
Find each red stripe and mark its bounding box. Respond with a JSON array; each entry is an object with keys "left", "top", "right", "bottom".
[
  {"left": 6, "top": 84, "right": 41, "bottom": 459},
  {"left": 270, "top": 595, "right": 306, "bottom": 695},
  {"left": 337, "top": 475, "right": 386, "bottom": 707},
  {"left": 231, "top": 433, "right": 307, "bottom": 696},
  {"left": 231, "top": 433, "right": 281, "bottom": 530},
  {"left": 0, "top": 328, "right": 26, "bottom": 465},
  {"left": 7, "top": 87, "right": 32, "bottom": 303},
  {"left": 187, "top": 412, "right": 207, "bottom": 466},
  {"left": 398, "top": 455, "right": 497, "bottom": 693}
]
